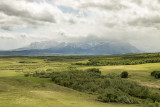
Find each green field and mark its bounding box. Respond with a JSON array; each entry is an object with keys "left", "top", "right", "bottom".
[{"left": 0, "top": 55, "right": 160, "bottom": 107}]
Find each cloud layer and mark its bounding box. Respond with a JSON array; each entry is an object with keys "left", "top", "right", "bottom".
[{"left": 0, "top": 0, "right": 160, "bottom": 52}]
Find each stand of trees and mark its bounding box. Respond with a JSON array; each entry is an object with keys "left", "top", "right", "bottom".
[
  {"left": 30, "top": 68, "right": 160, "bottom": 104},
  {"left": 84, "top": 53, "right": 160, "bottom": 66}
]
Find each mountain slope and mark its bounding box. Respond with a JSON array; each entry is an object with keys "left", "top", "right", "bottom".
[{"left": 7, "top": 40, "right": 141, "bottom": 55}]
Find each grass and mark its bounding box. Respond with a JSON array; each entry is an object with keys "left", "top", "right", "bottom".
[
  {"left": 98, "top": 63, "right": 160, "bottom": 86},
  {"left": 0, "top": 57, "right": 138, "bottom": 107},
  {"left": 0, "top": 76, "right": 136, "bottom": 107},
  {"left": 0, "top": 56, "right": 160, "bottom": 107}
]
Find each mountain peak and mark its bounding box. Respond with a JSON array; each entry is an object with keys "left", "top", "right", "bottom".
[{"left": 15, "top": 40, "right": 141, "bottom": 55}]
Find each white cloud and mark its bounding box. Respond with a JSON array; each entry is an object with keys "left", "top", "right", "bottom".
[{"left": 0, "top": 0, "right": 160, "bottom": 52}]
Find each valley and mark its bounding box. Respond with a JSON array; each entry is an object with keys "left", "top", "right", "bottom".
[{"left": 0, "top": 54, "right": 160, "bottom": 107}]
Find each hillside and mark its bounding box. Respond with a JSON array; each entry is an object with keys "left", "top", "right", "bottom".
[{"left": 0, "top": 40, "right": 141, "bottom": 56}]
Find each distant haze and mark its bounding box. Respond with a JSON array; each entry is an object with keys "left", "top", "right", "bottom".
[
  {"left": 0, "top": 0, "right": 160, "bottom": 52},
  {"left": 12, "top": 38, "right": 140, "bottom": 55}
]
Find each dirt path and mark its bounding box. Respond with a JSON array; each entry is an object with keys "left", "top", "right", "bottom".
[{"left": 136, "top": 80, "right": 160, "bottom": 88}]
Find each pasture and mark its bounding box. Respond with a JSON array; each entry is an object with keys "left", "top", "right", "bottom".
[{"left": 0, "top": 55, "right": 160, "bottom": 107}]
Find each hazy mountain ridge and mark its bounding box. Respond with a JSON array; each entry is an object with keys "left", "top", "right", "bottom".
[{"left": 11, "top": 40, "right": 141, "bottom": 55}]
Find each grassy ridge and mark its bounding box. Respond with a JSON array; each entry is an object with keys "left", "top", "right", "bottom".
[{"left": 85, "top": 53, "right": 160, "bottom": 66}]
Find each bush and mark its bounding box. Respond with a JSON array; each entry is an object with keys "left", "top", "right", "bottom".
[
  {"left": 98, "top": 92, "right": 138, "bottom": 104},
  {"left": 151, "top": 71, "right": 160, "bottom": 79},
  {"left": 24, "top": 74, "right": 29, "bottom": 77},
  {"left": 33, "top": 68, "right": 160, "bottom": 104},
  {"left": 32, "top": 72, "right": 51, "bottom": 78},
  {"left": 155, "top": 73, "right": 160, "bottom": 79},
  {"left": 121, "top": 71, "right": 128, "bottom": 78},
  {"left": 50, "top": 69, "right": 160, "bottom": 104},
  {"left": 24, "top": 73, "right": 32, "bottom": 77},
  {"left": 86, "top": 68, "right": 101, "bottom": 74},
  {"left": 151, "top": 71, "right": 160, "bottom": 76},
  {"left": 150, "top": 93, "right": 160, "bottom": 102},
  {"left": 46, "top": 69, "right": 54, "bottom": 72}
]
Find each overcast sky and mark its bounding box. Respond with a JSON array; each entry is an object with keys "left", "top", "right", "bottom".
[{"left": 0, "top": 0, "right": 160, "bottom": 52}]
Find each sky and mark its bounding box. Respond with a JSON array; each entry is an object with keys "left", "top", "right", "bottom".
[{"left": 0, "top": 0, "right": 160, "bottom": 52}]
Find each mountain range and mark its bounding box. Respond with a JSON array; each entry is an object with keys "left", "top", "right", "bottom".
[{"left": 0, "top": 40, "right": 141, "bottom": 56}]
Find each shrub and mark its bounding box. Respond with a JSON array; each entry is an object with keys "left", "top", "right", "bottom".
[
  {"left": 34, "top": 68, "right": 160, "bottom": 104},
  {"left": 46, "top": 69, "right": 54, "bottom": 72},
  {"left": 24, "top": 74, "right": 29, "bottom": 77},
  {"left": 151, "top": 71, "right": 160, "bottom": 76},
  {"left": 121, "top": 71, "right": 128, "bottom": 78},
  {"left": 32, "top": 71, "right": 51, "bottom": 78},
  {"left": 19, "top": 61, "right": 26, "bottom": 63},
  {"left": 155, "top": 73, "right": 160, "bottom": 79},
  {"left": 24, "top": 73, "right": 32, "bottom": 77},
  {"left": 150, "top": 93, "right": 160, "bottom": 102},
  {"left": 50, "top": 70, "right": 160, "bottom": 104},
  {"left": 86, "top": 68, "right": 101, "bottom": 74},
  {"left": 128, "top": 86, "right": 150, "bottom": 99},
  {"left": 151, "top": 71, "right": 160, "bottom": 79},
  {"left": 98, "top": 92, "right": 138, "bottom": 104}
]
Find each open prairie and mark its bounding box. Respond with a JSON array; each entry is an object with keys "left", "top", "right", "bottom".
[{"left": 0, "top": 54, "right": 160, "bottom": 107}]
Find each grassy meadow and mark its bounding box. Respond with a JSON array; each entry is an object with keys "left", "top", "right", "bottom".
[{"left": 0, "top": 54, "right": 160, "bottom": 107}]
